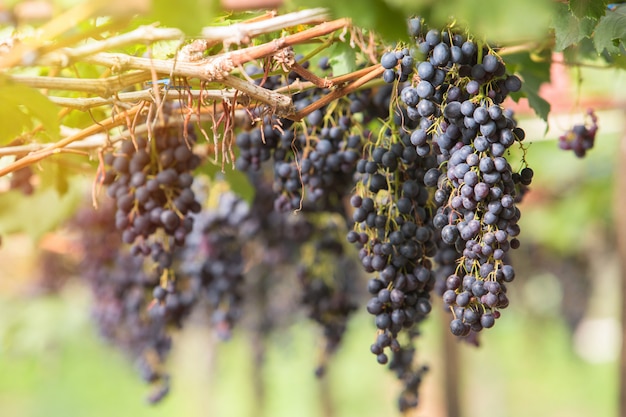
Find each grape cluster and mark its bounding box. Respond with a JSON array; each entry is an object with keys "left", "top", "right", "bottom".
[
  {"left": 558, "top": 109, "right": 598, "bottom": 157},
  {"left": 387, "top": 18, "right": 531, "bottom": 338},
  {"left": 343, "top": 16, "right": 533, "bottom": 403},
  {"left": 178, "top": 191, "right": 250, "bottom": 340},
  {"left": 349, "top": 127, "right": 438, "bottom": 357},
  {"left": 235, "top": 57, "right": 373, "bottom": 213},
  {"left": 72, "top": 197, "right": 187, "bottom": 404},
  {"left": 101, "top": 123, "right": 201, "bottom": 272},
  {"left": 69, "top": 16, "right": 539, "bottom": 413},
  {"left": 296, "top": 217, "right": 359, "bottom": 376}
]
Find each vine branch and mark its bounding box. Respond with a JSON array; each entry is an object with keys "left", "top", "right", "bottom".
[
  {"left": 0, "top": 105, "right": 143, "bottom": 177},
  {"left": 46, "top": 88, "right": 247, "bottom": 111}
]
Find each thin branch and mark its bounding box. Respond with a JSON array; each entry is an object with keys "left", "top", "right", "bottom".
[
  {"left": 271, "top": 63, "right": 383, "bottom": 96},
  {"left": 80, "top": 53, "right": 294, "bottom": 114},
  {"left": 226, "top": 18, "right": 350, "bottom": 67},
  {"left": 201, "top": 8, "right": 330, "bottom": 46},
  {"left": 0, "top": 109, "right": 250, "bottom": 157},
  {"left": 291, "top": 64, "right": 384, "bottom": 121},
  {"left": 0, "top": 105, "right": 143, "bottom": 177},
  {"left": 8, "top": 71, "right": 152, "bottom": 95},
  {"left": 290, "top": 62, "right": 333, "bottom": 88},
  {"left": 38, "top": 25, "right": 186, "bottom": 67},
  {"left": 47, "top": 88, "right": 247, "bottom": 111}
]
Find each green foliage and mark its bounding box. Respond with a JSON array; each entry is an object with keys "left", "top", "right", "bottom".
[
  {"left": 433, "top": 0, "right": 554, "bottom": 44},
  {"left": 328, "top": 43, "right": 357, "bottom": 76},
  {"left": 292, "top": 0, "right": 408, "bottom": 42},
  {"left": 0, "top": 176, "right": 85, "bottom": 240},
  {"left": 569, "top": 0, "right": 609, "bottom": 20},
  {"left": 0, "top": 78, "right": 60, "bottom": 145},
  {"left": 594, "top": 4, "right": 626, "bottom": 54},
  {"left": 506, "top": 51, "right": 552, "bottom": 123},
  {"left": 552, "top": 2, "right": 626, "bottom": 64},
  {"left": 199, "top": 160, "right": 255, "bottom": 205},
  {"left": 552, "top": 3, "right": 596, "bottom": 52},
  {"left": 150, "top": 0, "right": 219, "bottom": 35}
]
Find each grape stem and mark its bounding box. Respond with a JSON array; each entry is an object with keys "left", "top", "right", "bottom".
[
  {"left": 201, "top": 8, "right": 330, "bottom": 46},
  {"left": 290, "top": 64, "right": 384, "bottom": 121},
  {"left": 45, "top": 88, "right": 247, "bottom": 111}
]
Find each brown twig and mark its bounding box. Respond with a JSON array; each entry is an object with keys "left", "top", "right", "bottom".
[
  {"left": 8, "top": 71, "right": 152, "bottom": 95},
  {"left": 290, "top": 62, "right": 333, "bottom": 88},
  {"left": 201, "top": 8, "right": 329, "bottom": 46},
  {"left": 0, "top": 105, "right": 143, "bottom": 177},
  {"left": 290, "top": 64, "right": 383, "bottom": 121},
  {"left": 226, "top": 18, "right": 350, "bottom": 67},
  {"left": 46, "top": 88, "right": 247, "bottom": 111}
]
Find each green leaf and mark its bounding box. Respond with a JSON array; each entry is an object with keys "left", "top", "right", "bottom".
[
  {"left": 506, "top": 50, "right": 552, "bottom": 122},
  {"left": 198, "top": 161, "right": 255, "bottom": 205},
  {"left": 522, "top": 88, "right": 551, "bottom": 123},
  {"left": 552, "top": 3, "right": 597, "bottom": 51},
  {"left": 605, "top": 52, "right": 626, "bottom": 69},
  {"left": 0, "top": 101, "right": 31, "bottom": 144},
  {"left": 328, "top": 42, "right": 357, "bottom": 76},
  {"left": 0, "top": 178, "right": 85, "bottom": 241},
  {"left": 593, "top": 5, "right": 626, "bottom": 54},
  {"left": 38, "top": 158, "right": 75, "bottom": 196},
  {"left": 0, "top": 78, "right": 60, "bottom": 144},
  {"left": 423, "top": 0, "right": 554, "bottom": 44},
  {"left": 150, "top": 0, "right": 218, "bottom": 35},
  {"left": 220, "top": 167, "right": 254, "bottom": 205},
  {"left": 569, "top": 0, "right": 609, "bottom": 20},
  {"left": 294, "top": 0, "right": 407, "bottom": 42}
]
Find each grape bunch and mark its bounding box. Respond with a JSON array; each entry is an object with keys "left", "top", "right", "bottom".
[
  {"left": 348, "top": 126, "right": 438, "bottom": 355},
  {"left": 296, "top": 216, "right": 360, "bottom": 376},
  {"left": 235, "top": 57, "right": 374, "bottom": 213},
  {"left": 375, "top": 17, "right": 533, "bottom": 339},
  {"left": 72, "top": 197, "right": 186, "bottom": 404},
  {"left": 341, "top": 16, "right": 535, "bottom": 399},
  {"left": 178, "top": 190, "right": 251, "bottom": 341},
  {"left": 558, "top": 109, "right": 598, "bottom": 157},
  {"left": 100, "top": 121, "right": 202, "bottom": 272}
]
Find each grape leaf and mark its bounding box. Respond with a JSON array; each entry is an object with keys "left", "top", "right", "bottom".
[
  {"left": 150, "top": 0, "right": 218, "bottom": 35},
  {"left": 552, "top": 3, "right": 597, "bottom": 51},
  {"left": 0, "top": 79, "right": 60, "bottom": 144},
  {"left": 0, "top": 178, "right": 84, "bottom": 241},
  {"left": 593, "top": 5, "right": 626, "bottom": 54},
  {"left": 199, "top": 161, "right": 255, "bottom": 205},
  {"left": 0, "top": 101, "right": 32, "bottom": 144},
  {"left": 293, "top": 0, "right": 407, "bottom": 41},
  {"left": 522, "top": 89, "right": 551, "bottom": 123},
  {"left": 328, "top": 43, "right": 357, "bottom": 76},
  {"left": 569, "top": 0, "right": 609, "bottom": 20},
  {"left": 505, "top": 50, "right": 551, "bottom": 122},
  {"left": 38, "top": 157, "right": 78, "bottom": 196}
]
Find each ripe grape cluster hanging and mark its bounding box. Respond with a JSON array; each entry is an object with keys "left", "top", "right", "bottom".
[{"left": 75, "top": 16, "right": 535, "bottom": 412}]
